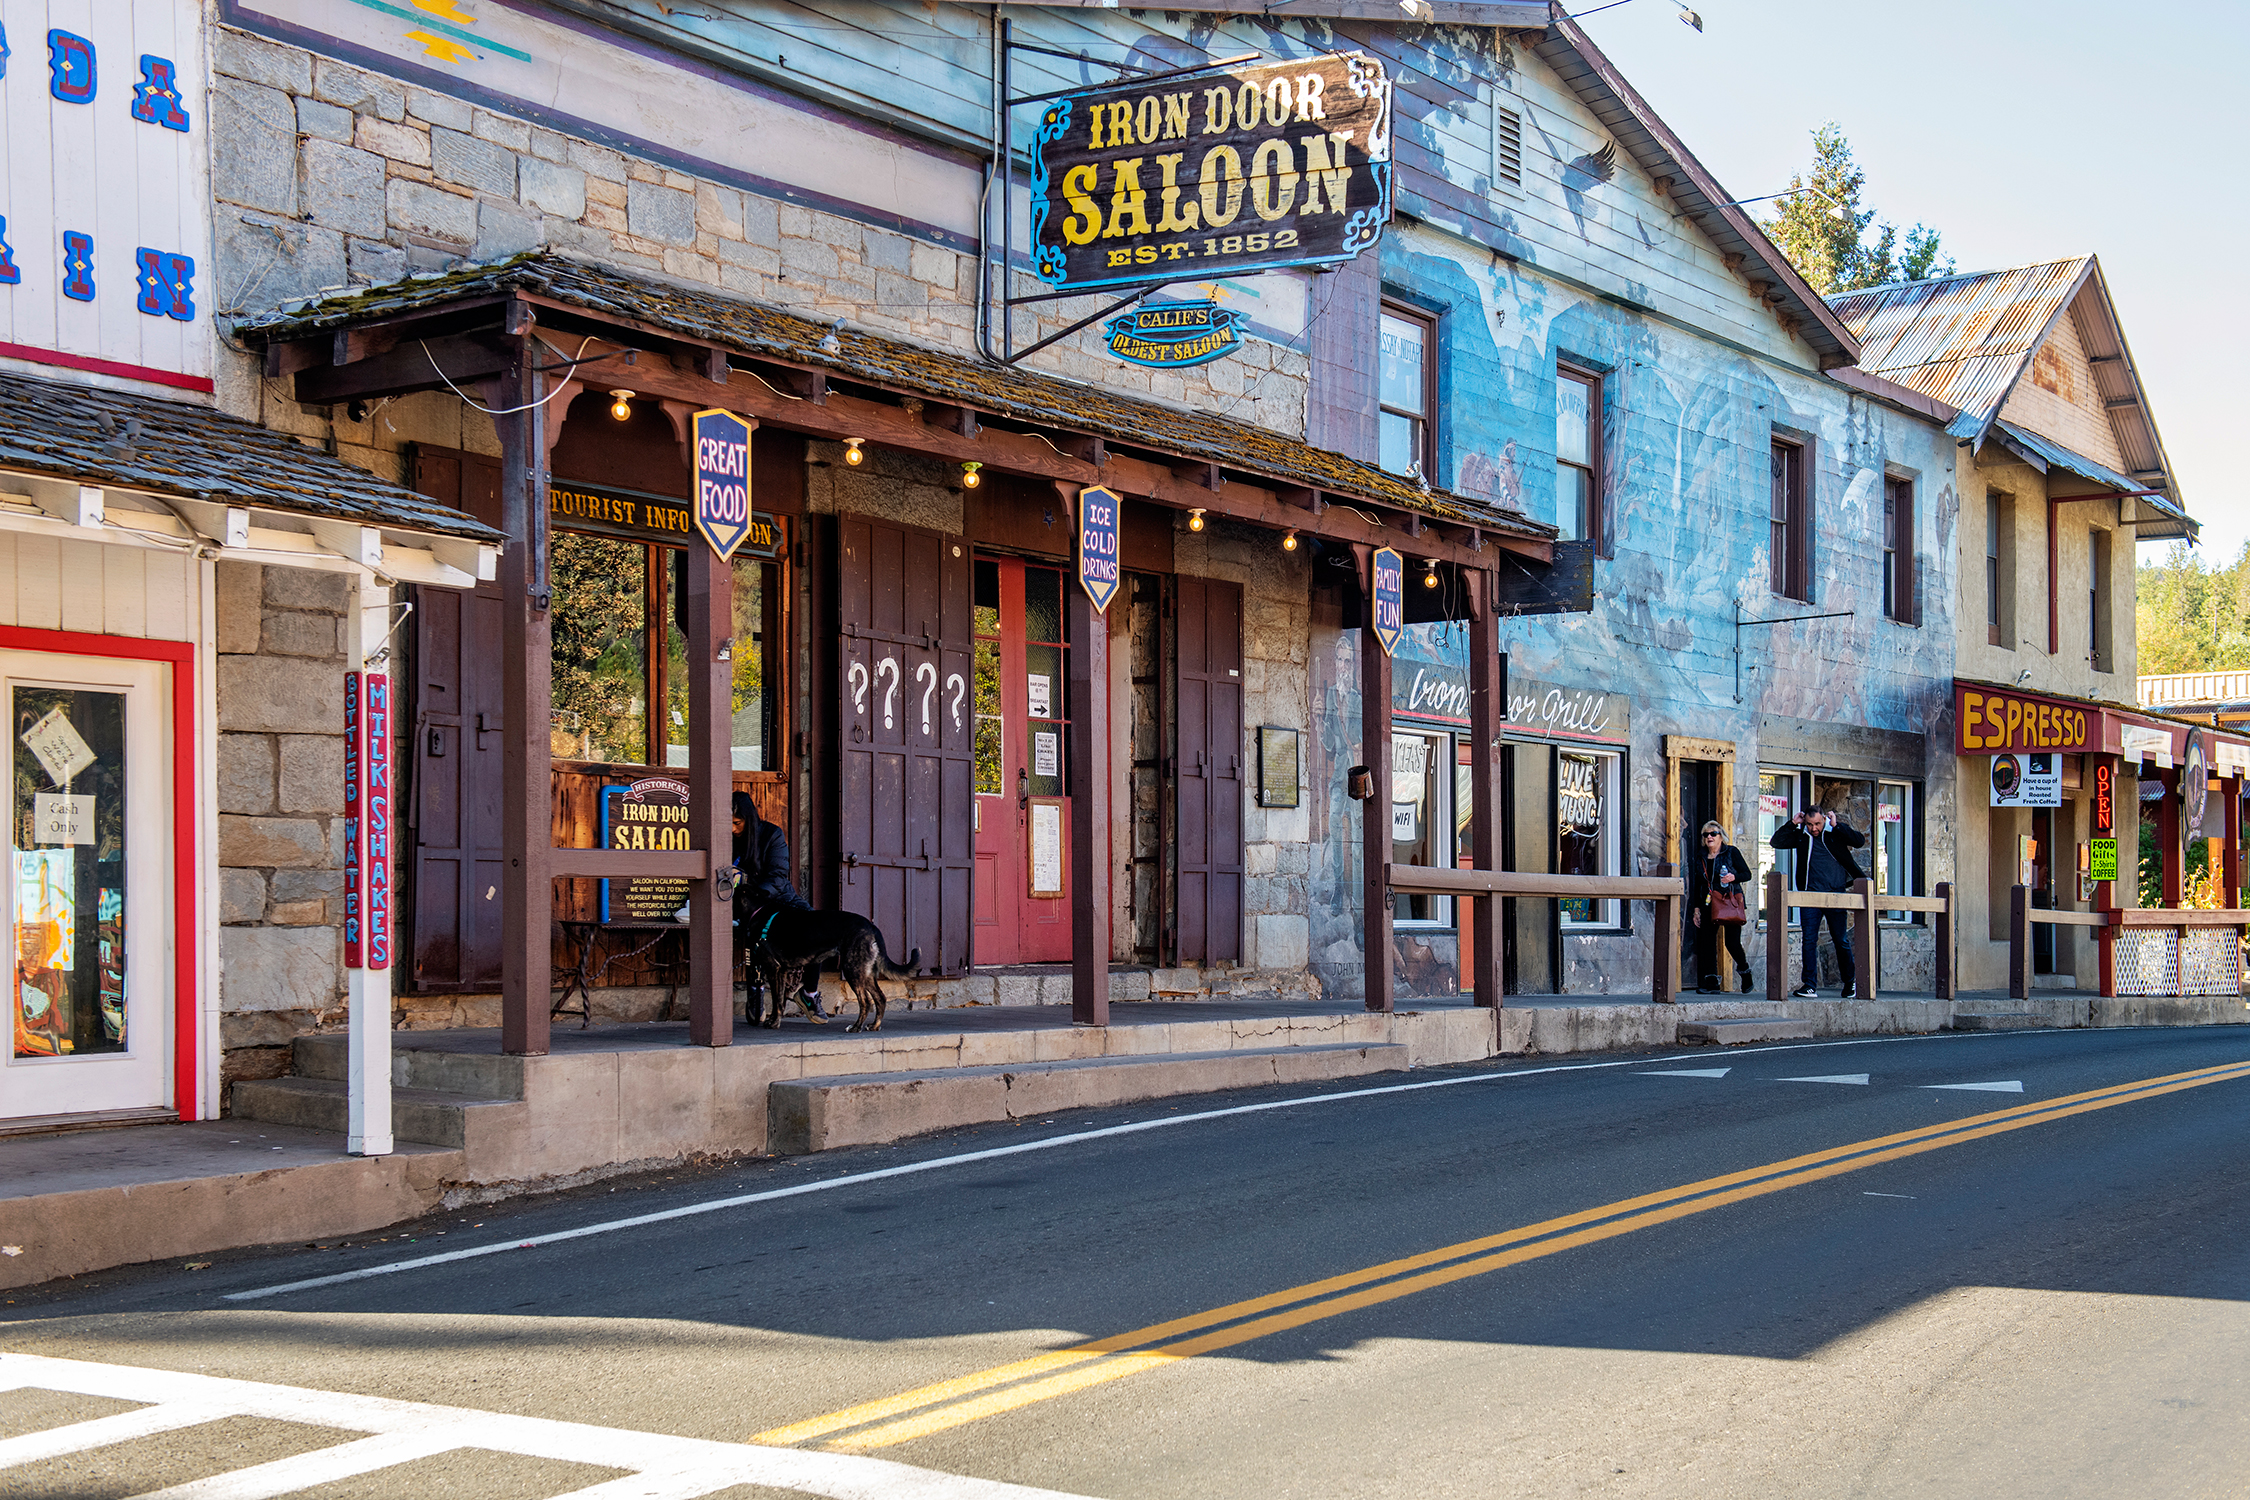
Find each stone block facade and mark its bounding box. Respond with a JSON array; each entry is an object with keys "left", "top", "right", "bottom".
[{"left": 214, "top": 561, "right": 352, "bottom": 1085}]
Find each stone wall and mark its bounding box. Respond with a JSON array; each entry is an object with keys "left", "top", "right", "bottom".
[
  {"left": 214, "top": 561, "right": 352, "bottom": 1085},
  {"left": 207, "top": 26, "right": 1309, "bottom": 440}
]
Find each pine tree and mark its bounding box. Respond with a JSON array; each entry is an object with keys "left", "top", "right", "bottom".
[{"left": 1764, "top": 124, "right": 1954, "bottom": 294}]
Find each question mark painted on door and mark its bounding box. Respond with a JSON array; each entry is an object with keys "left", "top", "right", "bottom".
[
  {"left": 947, "top": 672, "right": 966, "bottom": 731},
  {"left": 916, "top": 660, "right": 937, "bottom": 736},
  {"left": 877, "top": 656, "right": 900, "bottom": 730},
  {"left": 848, "top": 660, "right": 869, "bottom": 717}
]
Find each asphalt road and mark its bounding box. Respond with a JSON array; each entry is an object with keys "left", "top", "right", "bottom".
[{"left": 6, "top": 1024, "right": 2250, "bottom": 1499}]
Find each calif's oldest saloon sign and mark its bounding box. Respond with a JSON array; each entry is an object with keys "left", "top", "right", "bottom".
[{"left": 1030, "top": 53, "right": 1393, "bottom": 292}]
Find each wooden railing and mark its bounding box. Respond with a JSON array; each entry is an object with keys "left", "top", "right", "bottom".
[
  {"left": 1386, "top": 864, "right": 1688, "bottom": 1003},
  {"left": 1761, "top": 872, "right": 1957, "bottom": 1003},
  {"left": 2007, "top": 887, "right": 2249, "bottom": 999}
]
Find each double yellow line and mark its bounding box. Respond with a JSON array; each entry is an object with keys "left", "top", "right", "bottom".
[{"left": 753, "top": 1056, "right": 2250, "bottom": 1452}]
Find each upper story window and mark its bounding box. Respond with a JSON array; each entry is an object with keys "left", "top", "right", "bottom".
[
  {"left": 1378, "top": 305, "right": 1434, "bottom": 481},
  {"left": 1556, "top": 364, "right": 1602, "bottom": 547},
  {"left": 1769, "top": 438, "right": 1808, "bottom": 600},
  {"left": 1883, "top": 476, "right": 1915, "bottom": 624},
  {"left": 1986, "top": 492, "right": 2013, "bottom": 648},
  {"left": 2090, "top": 528, "right": 2113, "bottom": 672}
]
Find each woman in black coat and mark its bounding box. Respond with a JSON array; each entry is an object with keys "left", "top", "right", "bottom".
[{"left": 1687, "top": 820, "right": 1755, "bottom": 993}]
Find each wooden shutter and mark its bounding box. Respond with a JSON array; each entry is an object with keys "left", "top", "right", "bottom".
[
  {"left": 1174, "top": 575, "right": 1244, "bottom": 964},
  {"left": 835, "top": 516, "right": 973, "bottom": 975},
  {"left": 405, "top": 447, "right": 506, "bottom": 992}
]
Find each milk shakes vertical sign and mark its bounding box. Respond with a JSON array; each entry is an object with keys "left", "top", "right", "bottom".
[
  {"left": 1078, "top": 485, "right": 1121, "bottom": 613},
  {"left": 693, "top": 409, "right": 755, "bottom": 562},
  {"left": 1369, "top": 547, "right": 1404, "bottom": 657},
  {"left": 343, "top": 672, "right": 393, "bottom": 969},
  {"left": 0, "top": 1, "right": 213, "bottom": 392}
]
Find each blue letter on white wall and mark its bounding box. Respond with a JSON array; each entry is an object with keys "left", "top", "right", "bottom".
[
  {"left": 62, "top": 233, "right": 94, "bottom": 301},
  {"left": 47, "top": 30, "right": 94, "bottom": 103},
  {"left": 132, "top": 55, "right": 189, "bottom": 130},
  {"left": 135, "top": 249, "right": 195, "bottom": 320}
]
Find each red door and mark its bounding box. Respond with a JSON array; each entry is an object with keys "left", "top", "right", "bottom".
[{"left": 972, "top": 555, "right": 1072, "bottom": 964}]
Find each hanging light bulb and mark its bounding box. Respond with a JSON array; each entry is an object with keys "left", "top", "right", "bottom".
[
  {"left": 960, "top": 460, "right": 982, "bottom": 489},
  {"left": 1281, "top": 529, "right": 1299, "bottom": 552},
  {"left": 608, "top": 389, "right": 635, "bottom": 421},
  {"left": 1188, "top": 508, "right": 1206, "bottom": 532},
  {"left": 843, "top": 438, "right": 865, "bottom": 466},
  {"left": 1422, "top": 558, "right": 1440, "bottom": 589}
]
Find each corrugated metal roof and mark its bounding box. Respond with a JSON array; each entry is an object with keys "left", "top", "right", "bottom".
[
  {"left": 236, "top": 252, "right": 1550, "bottom": 541},
  {"left": 1827, "top": 258, "right": 2089, "bottom": 427},
  {"left": 0, "top": 369, "right": 501, "bottom": 542},
  {"left": 1991, "top": 420, "right": 2195, "bottom": 541}
]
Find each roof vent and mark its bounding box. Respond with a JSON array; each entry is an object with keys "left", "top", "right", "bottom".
[{"left": 1494, "top": 104, "right": 1523, "bottom": 190}]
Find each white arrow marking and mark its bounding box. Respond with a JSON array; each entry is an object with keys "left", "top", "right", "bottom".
[
  {"left": 1638, "top": 1068, "right": 1731, "bottom": 1078},
  {"left": 1776, "top": 1073, "right": 1870, "bottom": 1085},
  {"left": 1925, "top": 1080, "right": 2024, "bottom": 1092}
]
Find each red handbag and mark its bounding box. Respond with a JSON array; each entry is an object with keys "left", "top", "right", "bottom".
[{"left": 1709, "top": 888, "right": 1749, "bottom": 925}]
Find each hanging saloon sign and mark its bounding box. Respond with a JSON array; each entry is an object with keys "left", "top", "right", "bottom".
[{"left": 1029, "top": 52, "right": 1394, "bottom": 293}]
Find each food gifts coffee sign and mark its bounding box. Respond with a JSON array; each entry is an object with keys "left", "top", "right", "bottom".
[{"left": 1029, "top": 53, "right": 1393, "bottom": 293}]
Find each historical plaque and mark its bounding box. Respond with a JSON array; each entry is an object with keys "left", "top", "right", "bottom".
[
  {"left": 600, "top": 777, "right": 693, "bottom": 922},
  {"left": 1258, "top": 726, "right": 1301, "bottom": 809}
]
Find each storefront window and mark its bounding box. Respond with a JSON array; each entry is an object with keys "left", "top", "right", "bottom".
[
  {"left": 550, "top": 532, "right": 648, "bottom": 764},
  {"left": 1876, "top": 781, "right": 1915, "bottom": 921},
  {"left": 1393, "top": 730, "right": 1450, "bottom": 924},
  {"left": 1755, "top": 770, "right": 1798, "bottom": 907},
  {"left": 972, "top": 561, "right": 1003, "bottom": 797},
  {"left": 1558, "top": 749, "right": 1619, "bottom": 927},
  {"left": 12, "top": 687, "right": 127, "bottom": 1060}
]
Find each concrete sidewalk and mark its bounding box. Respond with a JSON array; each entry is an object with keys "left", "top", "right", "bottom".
[{"left": 5, "top": 987, "right": 2243, "bottom": 1291}]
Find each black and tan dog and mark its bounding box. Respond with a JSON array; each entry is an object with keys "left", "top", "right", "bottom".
[{"left": 740, "top": 906, "right": 920, "bottom": 1033}]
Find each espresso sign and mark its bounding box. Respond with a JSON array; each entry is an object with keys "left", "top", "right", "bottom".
[{"left": 1029, "top": 52, "right": 1393, "bottom": 292}]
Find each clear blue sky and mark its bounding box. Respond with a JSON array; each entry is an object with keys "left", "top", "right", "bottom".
[{"left": 1576, "top": 0, "right": 2246, "bottom": 567}]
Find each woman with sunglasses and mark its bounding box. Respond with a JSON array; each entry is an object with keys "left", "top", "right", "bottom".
[{"left": 1687, "top": 821, "right": 1755, "bottom": 993}]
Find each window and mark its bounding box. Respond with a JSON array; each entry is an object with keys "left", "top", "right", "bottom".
[
  {"left": 1378, "top": 306, "right": 1434, "bottom": 481},
  {"left": 1558, "top": 749, "right": 1622, "bottom": 928},
  {"left": 1493, "top": 103, "right": 1523, "bottom": 191},
  {"left": 1769, "top": 439, "right": 1807, "bottom": 600},
  {"left": 1875, "top": 781, "right": 1916, "bottom": 922},
  {"left": 548, "top": 529, "right": 780, "bottom": 770},
  {"left": 1754, "top": 770, "right": 1799, "bottom": 917},
  {"left": 2090, "top": 529, "right": 2112, "bottom": 672},
  {"left": 1392, "top": 729, "right": 1452, "bottom": 925},
  {"left": 1556, "top": 365, "right": 1601, "bottom": 546},
  {"left": 1883, "top": 476, "right": 1914, "bottom": 623},
  {"left": 1986, "top": 492, "right": 2013, "bottom": 648}
]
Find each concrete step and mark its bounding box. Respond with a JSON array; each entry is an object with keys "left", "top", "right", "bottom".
[
  {"left": 230, "top": 1076, "right": 519, "bottom": 1148},
  {"left": 1677, "top": 1017, "right": 1817, "bottom": 1046},
  {"left": 293, "top": 1034, "right": 526, "bottom": 1100},
  {"left": 1953, "top": 1012, "right": 2045, "bottom": 1031},
  {"left": 769, "top": 1042, "right": 1411, "bottom": 1154}
]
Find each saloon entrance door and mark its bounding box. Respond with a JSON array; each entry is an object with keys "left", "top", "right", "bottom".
[
  {"left": 972, "top": 555, "right": 1072, "bottom": 965},
  {"left": 3, "top": 651, "right": 172, "bottom": 1120}
]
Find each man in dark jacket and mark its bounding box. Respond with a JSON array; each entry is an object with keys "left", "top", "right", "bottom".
[
  {"left": 733, "top": 791, "right": 825, "bottom": 1019},
  {"left": 1769, "top": 807, "right": 1866, "bottom": 998}
]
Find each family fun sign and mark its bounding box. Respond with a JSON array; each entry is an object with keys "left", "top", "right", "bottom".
[{"left": 0, "top": 0, "right": 212, "bottom": 391}]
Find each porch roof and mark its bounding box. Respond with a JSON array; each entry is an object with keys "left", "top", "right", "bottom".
[
  {"left": 232, "top": 251, "right": 1554, "bottom": 545},
  {"left": 0, "top": 368, "right": 502, "bottom": 544}
]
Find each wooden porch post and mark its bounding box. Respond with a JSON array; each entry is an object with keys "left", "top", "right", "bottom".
[
  {"left": 1764, "top": 869, "right": 1788, "bottom": 1002},
  {"left": 494, "top": 320, "right": 553, "bottom": 1057},
  {"left": 1851, "top": 876, "right": 1876, "bottom": 1001},
  {"left": 2159, "top": 767, "right": 2182, "bottom": 908},
  {"left": 2225, "top": 772, "right": 2243, "bottom": 907},
  {"left": 1069, "top": 562, "right": 1111, "bottom": 1026},
  {"left": 684, "top": 532, "right": 735, "bottom": 1048},
  {"left": 1466, "top": 570, "right": 1502, "bottom": 1011},
  {"left": 2009, "top": 884, "right": 2030, "bottom": 1000},
  {"left": 1361, "top": 617, "right": 1393, "bottom": 1013},
  {"left": 1933, "top": 880, "right": 1954, "bottom": 1000}
]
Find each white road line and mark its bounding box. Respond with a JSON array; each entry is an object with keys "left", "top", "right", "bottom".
[
  {"left": 1926, "top": 1080, "right": 2024, "bottom": 1092},
  {"left": 1638, "top": 1067, "right": 1731, "bottom": 1077},
  {"left": 1775, "top": 1073, "right": 1870, "bottom": 1085},
  {"left": 222, "top": 1027, "right": 2078, "bottom": 1303},
  {"left": 126, "top": 1430, "right": 467, "bottom": 1500},
  {"left": 0, "top": 1353, "right": 1093, "bottom": 1500},
  {"left": 0, "top": 1402, "right": 232, "bottom": 1468}
]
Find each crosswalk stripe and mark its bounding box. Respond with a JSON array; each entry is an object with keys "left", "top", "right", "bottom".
[
  {"left": 125, "top": 1430, "right": 468, "bottom": 1500},
  {"left": 0, "top": 1403, "right": 233, "bottom": 1469}
]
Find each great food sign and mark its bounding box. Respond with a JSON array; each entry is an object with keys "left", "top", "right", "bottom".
[{"left": 1029, "top": 53, "right": 1393, "bottom": 292}]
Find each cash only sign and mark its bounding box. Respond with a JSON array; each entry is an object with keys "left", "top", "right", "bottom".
[{"left": 1028, "top": 53, "right": 1395, "bottom": 293}]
